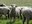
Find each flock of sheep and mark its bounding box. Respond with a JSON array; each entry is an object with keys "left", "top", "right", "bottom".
[{"left": 0, "top": 4, "right": 32, "bottom": 24}]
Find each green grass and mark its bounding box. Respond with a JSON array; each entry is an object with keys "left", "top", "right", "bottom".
[
  {"left": 0, "top": 0, "right": 32, "bottom": 6},
  {"left": 0, "top": 19, "right": 10, "bottom": 24},
  {"left": 14, "top": 19, "right": 32, "bottom": 24},
  {"left": 0, "top": 19, "right": 32, "bottom": 24}
]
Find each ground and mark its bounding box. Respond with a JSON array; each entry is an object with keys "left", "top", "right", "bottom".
[{"left": 0, "top": 19, "right": 32, "bottom": 24}]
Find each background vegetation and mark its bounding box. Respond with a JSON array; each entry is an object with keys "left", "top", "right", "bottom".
[{"left": 0, "top": 0, "right": 32, "bottom": 6}]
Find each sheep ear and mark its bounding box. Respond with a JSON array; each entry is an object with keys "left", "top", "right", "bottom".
[
  {"left": 15, "top": 6, "right": 17, "bottom": 7},
  {"left": 21, "top": 8, "right": 23, "bottom": 10},
  {"left": 11, "top": 5, "right": 13, "bottom": 7},
  {"left": 14, "top": 6, "right": 17, "bottom": 7}
]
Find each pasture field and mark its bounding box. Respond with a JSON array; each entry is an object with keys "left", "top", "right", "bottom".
[
  {"left": 0, "top": 19, "right": 32, "bottom": 24},
  {"left": 0, "top": 0, "right": 32, "bottom": 6},
  {"left": 0, "top": 19, "right": 10, "bottom": 24}
]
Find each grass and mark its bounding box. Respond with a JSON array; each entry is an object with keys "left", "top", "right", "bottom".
[
  {"left": 0, "top": 19, "right": 32, "bottom": 24},
  {"left": 0, "top": 19, "right": 10, "bottom": 24},
  {"left": 0, "top": 0, "right": 32, "bottom": 6}
]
